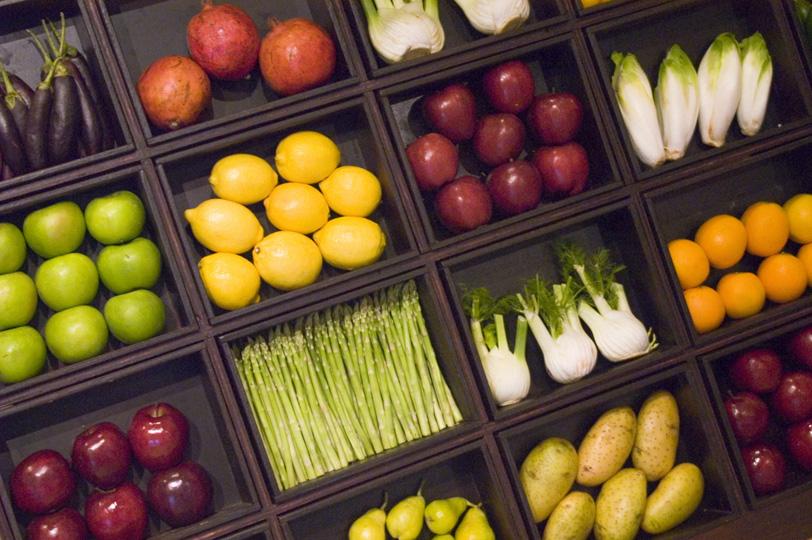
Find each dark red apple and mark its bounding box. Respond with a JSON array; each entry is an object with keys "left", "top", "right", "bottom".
[
  {"left": 725, "top": 392, "right": 770, "bottom": 444},
  {"left": 147, "top": 461, "right": 213, "bottom": 527},
  {"left": 787, "top": 419, "right": 812, "bottom": 471},
  {"left": 729, "top": 348, "right": 784, "bottom": 394},
  {"left": 487, "top": 160, "right": 543, "bottom": 216},
  {"left": 10, "top": 449, "right": 75, "bottom": 515},
  {"left": 526, "top": 92, "right": 584, "bottom": 145},
  {"left": 482, "top": 60, "right": 535, "bottom": 114},
  {"left": 27, "top": 507, "right": 88, "bottom": 540},
  {"left": 473, "top": 113, "right": 526, "bottom": 167},
  {"left": 788, "top": 326, "right": 812, "bottom": 370},
  {"left": 741, "top": 443, "right": 786, "bottom": 495},
  {"left": 422, "top": 84, "right": 477, "bottom": 143},
  {"left": 72, "top": 422, "right": 132, "bottom": 489},
  {"left": 128, "top": 402, "right": 189, "bottom": 472},
  {"left": 435, "top": 175, "right": 493, "bottom": 233},
  {"left": 530, "top": 142, "right": 589, "bottom": 197},
  {"left": 406, "top": 133, "right": 459, "bottom": 192},
  {"left": 771, "top": 371, "right": 812, "bottom": 423},
  {"left": 85, "top": 483, "right": 147, "bottom": 540}
]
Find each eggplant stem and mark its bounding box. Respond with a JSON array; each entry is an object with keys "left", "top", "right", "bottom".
[
  {"left": 27, "top": 30, "right": 52, "bottom": 63},
  {"left": 41, "top": 20, "right": 59, "bottom": 58}
]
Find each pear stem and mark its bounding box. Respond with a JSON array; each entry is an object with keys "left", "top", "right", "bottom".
[
  {"left": 380, "top": 492, "right": 389, "bottom": 511},
  {"left": 416, "top": 478, "right": 426, "bottom": 497}
]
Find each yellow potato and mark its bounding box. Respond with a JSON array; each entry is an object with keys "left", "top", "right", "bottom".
[
  {"left": 543, "top": 491, "right": 595, "bottom": 540},
  {"left": 519, "top": 438, "right": 579, "bottom": 523},
  {"left": 577, "top": 407, "right": 636, "bottom": 486},
  {"left": 642, "top": 463, "right": 704, "bottom": 534},
  {"left": 595, "top": 468, "right": 647, "bottom": 540},
  {"left": 633, "top": 390, "right": 680, "bottom": 481}
]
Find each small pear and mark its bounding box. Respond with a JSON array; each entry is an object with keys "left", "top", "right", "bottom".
[
  {"left": 455, "top": 506, "right": 496, "bottom": 540},
  {"left": 425, "top": 497, "right": 470, "bottom": 534},
  {"left": 349, "top": 494, "right": 388, "bottom": 540},
  {"left": 386, "top": 484, "right": 426, "bottom": 540}
]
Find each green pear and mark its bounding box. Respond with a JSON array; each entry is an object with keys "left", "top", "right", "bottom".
[
  {"left": 96, "top": 237, "right": 162, "bottom": 294},
  {"left": 348, "top": 494, "right": 387, "bottom": 540},
  {"left": 455, "top": 506, "right": 495, "bottom": 540},
  {"left": 425, "top": 497, "right": 469, "bottom": 534},
  {"left": 386, "top": 485, "right": 425, "bottom": 540},
  {"left": 85, "top": 190, "right": 145, "bottom": 245},
  {"left": 23, "top": 201, "right": 85, "bottom": 259}
]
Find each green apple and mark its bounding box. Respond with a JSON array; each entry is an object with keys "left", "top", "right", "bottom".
[
  {"left": 35, "top": 253, "right": 99, "bottom": 311},
  {"left": 97, "top": 237, "right": 162, "bottom": 294},
  {"left": 45, "top": 305, "right": 108, "bottom": 363},
  {"left": 85, "top": 191, "right": 146, "bottom": 245},
  {"left": 0, "top": 326, "right": 47, "bottom": 384},
  {"left": 104, "top": 289, "right": 165, "bottom": 345},
  {"left": 0, "top": 223, "right": 27, "bottom": 274},
  {"left": 0, "top": 272, "right": 38, "bottom": 330},
  {"left": 23, "top": 201, "right": 86, "bottom": 259}
]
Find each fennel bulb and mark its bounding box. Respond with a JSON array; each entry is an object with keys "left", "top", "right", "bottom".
[
  {"left": 737, "top": 32, "right": 773, "bottom": 137},
  {"left": 698, "top": 33, "right": 741, "bottom": 147},
  {"left": 611, "top": 52, "right": 666, "bottom": 168},
  {"left": 655, "top": 44, "right": 699, "bottom": 161},
  {"left": 453, "top": 0, "right": 530, "bottom": 35},
  {"left": 360, "top": 0, "right": 445, "bottom": 64}
]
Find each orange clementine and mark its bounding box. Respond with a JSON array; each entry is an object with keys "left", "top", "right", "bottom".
[
  {"left": 694, "top": 214, "right": 747, "bottom": 269},
  {"left": 757, "top": 253, "right": 808, "bottom": 304},
  {"left": 716, "top": 272, "right": 765, "bottom": 319},
  {"left": 741, "top": 201, "right": 789, "bottom": 257},
  {"left": 784, "top": 193, "right": 812, "bottom": 244},
  {"left": 684, "top": 286, "right": 726, "bottom": 334},
  {"left": 798, "top": 243, "right": 812, "bottom": 287},
  {"left": 668, "top": 239, "right": 710, "bottom": 289}
]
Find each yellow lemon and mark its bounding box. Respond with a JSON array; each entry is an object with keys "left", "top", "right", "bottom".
[
  {"left": 263, "top": 183, "right": 329, "bottom": 234},
  {"left": 252, "top": 231, "right": 322, "bottom": 291},
  {"left": 199, "top": 253, "right": 261, "bottom": 311},
  {"left": 784, "top": 193, "right": 812, "bottom": 244},
  {"left": 184, "top": 199, "right": 264, "bottom": 254},
  {"left": 320, "top": 166, "right": 382, "bottom": 217},
  {"left": 313, "top": 217, "right": 386, "bottom": 271},
  {"left": 274, "top": 131, "right": 340, "bottom": 184},
  {"left": 209, "top": 153, "right": 278, "bottom": 205}
]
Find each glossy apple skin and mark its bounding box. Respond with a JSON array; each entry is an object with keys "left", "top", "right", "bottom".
[
  {"left": 530, "top": 142, "right": 589, "bottom": 197},
  {"left": 406, "top": 133, "right": 459, "bottom": 192},
  {"left": 128, "top": 402, "right": 189, "bottom": 472},
  {"left": 85, "top": 482, "right": 147, "bottom": 540},
  {"left": 787, "top": 419, "right": 812, "bottom": 471},
  {"left": 725, "top": 392, "right": 770, "bottom": 444},
  {"left": 487, "top": 161, "right": 543, "bottom": 216},
  {"left": 473, "top": 113, "right": 526, "bottom": 167},
  {"left": 771, "top": 371, "right": 812, "bottom": 423},
  {"left": 72, "top": 422, "right": 132, "bottom": 489},
  {"left": 10, "top": 449, "right": 75, "bottom": 515},
  {"left": 422, "top": 84, "right": 477, "bottom": 143},
  {"left": 27, "top": 507, "right": 88, "bottom": 540},
  {"left": 147, "top": 461, "right": 213, "bottom": 527},
  {"left": 482, "top": 60, "right": 535, "bottom": 114},
  {"left": 729, "top": 348, "right": 784, "bottom": 394},
  {"left": 741, "top": 443, "right": 786, "bottom": 495},
  {"left": 526, "top": 92, "right": 584, "bottom": 145},
  {"left": 434, "top": 176, "right": 493, "bottom": 233},
  {"left": 788, "top": 326, "right": 812, "bottom": 370}
]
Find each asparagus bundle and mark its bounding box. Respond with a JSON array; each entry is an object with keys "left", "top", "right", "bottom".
[{"left": 235, "top": 280, "right": 463, "bottom": 490}]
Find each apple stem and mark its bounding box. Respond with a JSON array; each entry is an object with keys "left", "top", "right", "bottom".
[
  {"left": 268, "top": 17, "right": 281, "bottom": 31},
  {"left": 201, "top": 0, "right": 213, "bottom": 9}
]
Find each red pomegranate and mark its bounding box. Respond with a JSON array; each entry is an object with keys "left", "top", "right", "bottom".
[
  {"left": 137, "top": 56, "right": 211, "bottom": 131},
  {"left": 187, "top": 0, "right": 260, "bottom": 81},
  {"left": 259, "top": 18, "right": 336, "bottom": 96}
]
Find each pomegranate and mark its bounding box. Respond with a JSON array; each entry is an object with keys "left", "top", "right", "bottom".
[
  {"left": 259, "top": 18, "right": 336, "bottom": 96},
  {"left": 187, "top": 0, "right": 260, "bottom": 81},
  {"left": 137, "top": 56, "right": 211, "bottom": 131}
]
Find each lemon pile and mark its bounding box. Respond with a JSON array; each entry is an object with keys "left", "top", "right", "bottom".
[{"left": 184, "top": 131, "right": 386, "bottom": 311}]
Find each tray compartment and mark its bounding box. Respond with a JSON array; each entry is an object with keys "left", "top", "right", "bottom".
[
  {"left": 498, "top": 362, "right": 741, "bottom": 539},
  {"left": 99, "top": 0, "right": 357, "bottom": 142},
  {"left": 442, "top": 200, "right": 684, "bottom": 419},
  {"left": 587, "top": 0, "right": 812, "bottom": 180},
  {"left": 379, "top": 35, "right": 622, "bottom": 247},
  {"left": 158, "top": 97, "right": 416, "bottom": 324},
  {"left": 222, "top": 521, "right": 274, "bottom": 539},
  {"left": 0, "top": 345, "right": 259, "bottom": 539},
  {"left": 280, "top": 441, "right": 527, "bottom": 539}
]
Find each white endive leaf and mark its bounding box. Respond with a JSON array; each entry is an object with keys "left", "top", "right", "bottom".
[
  {"left": 454, "top": 0, "right": 530, "bottom": 35},
  {"left": 612, "top": 52, "right": 666, "bottom": 168},
  {"left": 737, "top": 32, "right": 773, "bottom": 136},
  {"left": 698, "top": 32, "right": 741, "bottom": 147},
  {"left": 655, "top": 44, "right": 699, "bottom": 161}
]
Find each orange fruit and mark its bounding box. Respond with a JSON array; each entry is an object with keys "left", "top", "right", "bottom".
[
  {"left": 798, "top": 243, "right": 812, "bottom": 287},
  {"left": 684, "top": 286, "right": 726, "bottom": 334},
  {"left": 668, "top": 239, "right": 710, "bottom": 289},
  {"left": 716, "top": 272, "right": 765, "bottom": 319},
  {"left": 694, "top": 214, "right": 747, "bottom": 269},
  {"left": 757, "top": 253, "right": 808, "bottom": 304},
  {"left": 784, "top": 193, "right": 812, "bottom": 244},
  {"left": 741, "top": 201, "right": 789, "bottom": 257}
]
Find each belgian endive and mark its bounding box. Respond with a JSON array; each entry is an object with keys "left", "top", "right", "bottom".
[
  {"left": 360, "top": 0, "right": 445, "bottom": 64},
  {"left": 453, "top": 0, "right": 530, "bottom": 35},
  {"left": 698, "top": 32, "right": 741, "bottom": 147},
  {"left": 655, "top": 45, "right": 699, "bottom": 161},
  {"left": 611, "top": 52, "right": 666, "bottom": 168},
  {"left": 737, "top": 32, "right": 773, "bottom": 137}
]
